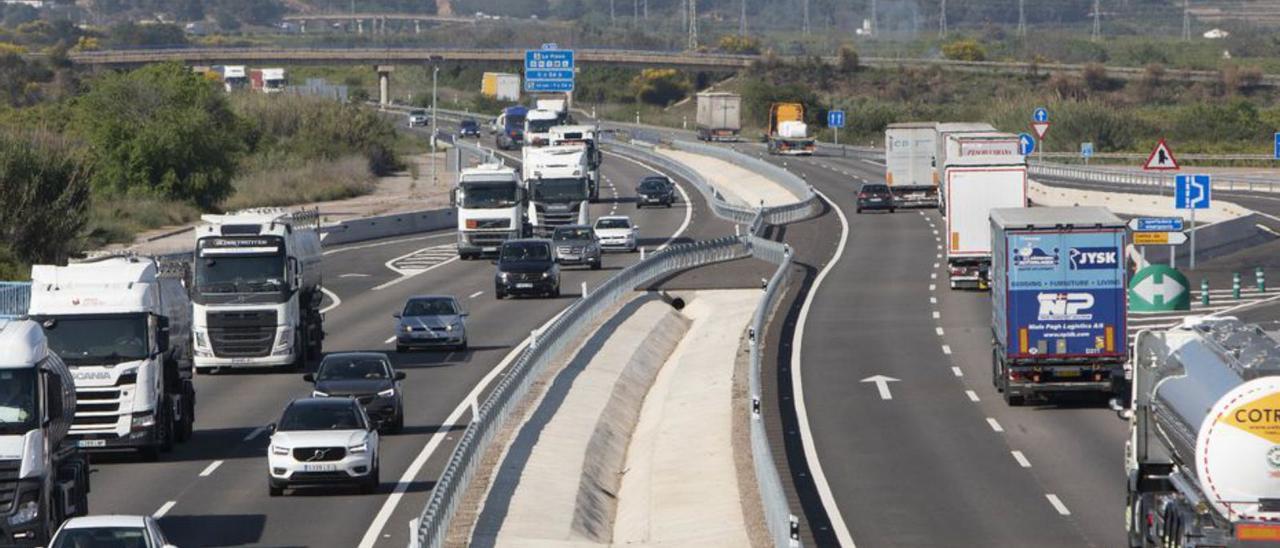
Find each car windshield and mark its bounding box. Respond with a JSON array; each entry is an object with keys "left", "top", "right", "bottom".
[
  {"left": 460, "top": 181, "right": 519, "bottom": 208},
  {"left": 52, "top": 527, "right": 149, "bottom": 548},
  {"left": 195, "top": 255, "right": 285, "bottom": 294},
  {"left": 0, "top": 370, "right": 36, "bottom": 434},
  {"left": 527, "top": 118, "right": 557, "bottom": 133},
  {"left": 501, "top": 243, "right": 551, "bottom": 262},
  {"left": 317, "top": 357, "right": 390, "bottom": 381},
  {"left": 279, "top": 402, "right": 363, "bottom": 431},
  {"left": 554, "top": 228, "right": 593, "bottom": 241},
  {"left": 532, "top": 178, "right": 587, "bottom": 201},
  {"left": 461, "top": 120, "right": 478, "bottom": 129},
  {"left": 39, "top": 315, "right": 150, "bottom": 365},
  {"left": 639, "top": 180, "right": 668, "bottom": 191},
  {"left": 410, "top": 110, "right": 426, "bottom": 117},
  {"left": 596, "top": 218, "right": 631, "bottom": 230},
  {"left": 403, "top": 298, "right": 457, "bottom": 316}
]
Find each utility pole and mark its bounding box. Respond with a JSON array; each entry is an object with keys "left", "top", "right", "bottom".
[
  {"left": 1017, "top": 0, "right": 1026, "bottom": 37},
  {"left": 633, "top": 0, "right": 637, "bottom": 20},
  {"left": 802, "top": 0, "right": 810, "bottom": 35},
  {"left": 739, "top": 0, "right": 747, "bottom": 35},
  {"left": 430, "top": 66, "right": 438, "bottom": 185},
  {"left": 1092, "top": 0, "right": 1101, "bottom": 41},
  {"left": 643, "top": 0, "right": 648, "bottom": 20},
  {"left": 681, "top": 0, "right": 687, "bottom": 34},
  {"left": 870, "top": 0, "right": 877, "bottom": 36},
  {"left": 610, "top": 0, "right": 614, "bottom": 24},
  {"left": 1182, "top": 0, "right": 1191, "bottom": 41},
  {"left": 939, "top": 0, "right": 947, "bottom": 38},
  {"left": 688, "top": 0, "right": 698, "bottom": 49}
]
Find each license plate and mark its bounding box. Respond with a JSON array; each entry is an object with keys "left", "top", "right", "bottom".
[
  {"left": 870, "top": 198, "right": 882, "bottom": 202},
  {"left": 1055, "top": 368, "right": 1082, "bottom": 378},
  {"left": 563, "top": 255, "right": 579, "bottom": 260},
  {"left": 516, "top": 283, "right": 534, "bottom": 289},
  {"left": 647, "top": 198, "right": 660, "bottom": 202},
  {"left": 302, "top": 464, "right": 338, "bottom": 472},
  {"left": 482, "top": 247, "right": 497, "bottom": 252},
  {"left": 77, "top": 440, "right": 106, "bottom": 448},
  {"left": 229, "top": 358, "right": 252, "bottom": 364}
]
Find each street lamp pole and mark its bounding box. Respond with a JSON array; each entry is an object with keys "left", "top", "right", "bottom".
[{"left": 431, "top": 66, "right": 439, "bottom": 184}]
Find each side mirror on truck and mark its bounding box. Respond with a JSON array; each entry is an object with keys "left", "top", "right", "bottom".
[{"left": 156, "top": 316, "right": 171, "bottom": 353}]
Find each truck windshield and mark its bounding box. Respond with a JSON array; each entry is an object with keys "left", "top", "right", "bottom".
[
  {"left": 533, "top": 178, "right": 587, "bottom": 202},
  {"left": 39, "top": 315, "right": 150, "bottom": 365},
  {"left": 527, "top": 118, "right": 557, "bottom": 133},
  {"left": 504, "top": 115, "right": 525, "bottom": 130},
  {"left": 0, "top": 369, "right": 37, "bottom": 433},
  {"left": 460, "top": 182, "right": 519, "bottom": 208},
  {"left": 195, "top": 255, "right": 285, "bottom": 294}
]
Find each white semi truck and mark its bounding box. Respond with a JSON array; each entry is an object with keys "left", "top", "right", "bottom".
[
  {"left": 191, "top": 209, "right": 323, "bottom": 372},
  {"left": 548, "top": 125, "right": 602, "bottom": 202},
  {"left": 695, "top": 92, "right": 741, "bottom": 142},
  {"left": 28, "top": 256, "right": 196, "bottom": 460},
  {"left": 524, "top": 109, "right": 561, "bottom": 147},
  {"left": 1123, "top": 317, "right": 1280, "bottom": 547},
  {"left": 884, "top": 122, "right": 939, "bottom": 208},
  {"left": 939, "top": 132, "right": 1027, "bottom": 289},
  {"left": 522, "top": 145, "right": 592, "bottom": 235},
  {"left": 0, "top": 320, "right": 89, "bottom": 546},
  {"left": 933, "top": 122, "right": 997, "bottom": 215},
  {"left": 455, "top": 164, "right": 527, "bottom": 259}
]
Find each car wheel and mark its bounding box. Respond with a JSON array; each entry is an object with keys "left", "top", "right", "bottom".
[
  {"left": 552, "top": 285, "right": 561, "bottom": 298},
  {"left": 495, "top": 289, "right": 505, "bottom": 300},
  {"left": 856, "top": 207, "right": 862, "bottom": 214},
  {"left": 362, "top": 465, "right": 380, "bottom": 494},
  {"left": 456, "top": 339, "right": 468, "bottom": 352},
  {"left": 636, "top": 203, "right": 642, "bottom": 209},
  {"left": 396, "top": 344, "right": 408, "bottom": 353},
  {"left": 591, "top": 261, "right": 601, "bottom": 271},
  {"left": 889, "top": 207, "right": 896, "bottom": 214},
  {"left": 269, "top": 478, "right": 285, "bottom": 497}
]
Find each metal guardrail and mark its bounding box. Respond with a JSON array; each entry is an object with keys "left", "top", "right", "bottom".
[
  {"left": 0, "top": 283, "right": 31, "bottom": 319},
  {"left": 1028, "top": 162, "right": 1280, "bottom": 194},
  {"left": 668, "top": 139, "right": 822, "bottom": 226}
]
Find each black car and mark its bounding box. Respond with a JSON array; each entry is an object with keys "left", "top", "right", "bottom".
[
  {"left": 459, "top": 119, "right": 481, "bottom": 138},
  {"left": 635, "top": 176, "right": 676, "bottom": 209},
  {"left": 304, "top": 352, "right": 405, "bottom": 433},
  {"left": 857, "top": 182, "right": 896, "bottom": 213},
  {"left": 494, "top": 239, "right": 560, "bottom": 299}
]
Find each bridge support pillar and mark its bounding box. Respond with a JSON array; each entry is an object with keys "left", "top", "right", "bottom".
[
  {"left": 376, "top": 65, "right": 394, "bottom": 106},
  {"left": 356, "top": 19, "right": 363, "bottom": 34},
  {"left": 299, "top": 19, "right": 306, "bottom": 33},
  {"left": 415, "top": 20, "right": 421, "bottom": 34}
]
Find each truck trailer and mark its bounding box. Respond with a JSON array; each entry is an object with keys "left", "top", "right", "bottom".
[
  {"left": 941, "top": 132, "right": 1027, "bottom": 289},
  {"left": 766, "top": 102, "right": 815, "bottom": 156},
  {"left": 884, "top": 122, "right": 939, "bottom": 208},
  {"left": 933, "top": 122, "right": 998, "bottom": 215},
  {"left": 495, "top": 105, "right": 528, "bottom": 150},
  {"left": 1123, "top": 317, "right": 1280, "bottom": 547},
  {"left": 481, "top": 72, "right": 521, "bottom": 102},
  {"left": 28, "top": 256, "right": 197, "bottom": 460},
  {"left": 990, "top": 207, "right": 1127, "bottom": 405},
  {"left": 249, "top": 68, "right": 286, "bottom": 94},
  {"left": 695, "top": 92, "right": 741, "bottom": 142}
]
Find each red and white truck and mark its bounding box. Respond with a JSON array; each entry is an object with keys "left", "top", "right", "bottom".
[{"left": 939, "top": 131, "right": 1027, "bottom": 289}]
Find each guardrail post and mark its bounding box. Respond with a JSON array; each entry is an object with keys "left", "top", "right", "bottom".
[
  {"left": 789, "top": 514, "right": 801, "bottom": 548},
  {"left": 640, "top": 247, "right": 646, "bottom": 260},
  {"left": 1259, "top": 267, "right": 1267, "bottom": 293},
  {"left": 1202, "top": 278, "right": 1210, "bottom": 306},
  {"left": 1234, "top": 272, "right": 1242, "bottom": 300},
  {"left": 581, "top": 281, "right": 588, "bottom": 298}
]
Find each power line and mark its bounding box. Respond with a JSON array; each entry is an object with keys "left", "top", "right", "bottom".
[{"left": 1092, "top": 0, "right": 1101, "bottom": 41}]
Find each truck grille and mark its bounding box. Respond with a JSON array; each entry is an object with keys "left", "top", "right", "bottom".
[
  {"left": 74, "top": 415, "right": 119, "bottom": 426},
  {"left": 293, "top": 447, "right": 346, "bottom": 462},
  {"left": 76, "top": 401, "right": 119, "bottom": 414},
  {"left": 208, "top": 310, "right": 278, "bottom": 357},
  {"left": 0, "top": 460, "right": 19, "bottom": 512},
  {"left": 470, "top": 219, "right": 510, "bottom": 229},
  {"left": 466, "top": 232, "right": 513, "bottom": 246},
  {"left": 538, "top": 212, "right": 577, "bottom": 226}
]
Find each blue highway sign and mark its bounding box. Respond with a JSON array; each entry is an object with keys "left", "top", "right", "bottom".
[
  {"left": 1175, "top": 174, "right": 1211, "bottom": 210},
  {"left": 1129, "top": 217, "right": 1185, "bottom": 232},
  {"left": 1033, "top": 107, "right": 1049, "bottom": 123},
  {"left": 1018, "top": 133, "right": 1036, "bottom": 155},
  {"left": 828, "top": 110, "right": 845, "bottom": 129}
]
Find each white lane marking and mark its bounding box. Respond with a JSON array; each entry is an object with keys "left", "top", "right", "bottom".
[
  {"left": 243, "top": 426, "right": 267, "bottom": 442},
  {"left": 339, "top": 273, "right": 370, "bottom": 278},
  {"left": 941, "top": 344, "right": 951, "bottom": 355},
  {"left": 932, "top": 311, "right": 940, "bottom": 319},
  {"left": 931, "top": 273, "right": 937, "bottom": 280},
  {"left": 929, "top": 284, "right": 936, "bottom": 291},
  {"left": 606, "top": 151, "right": 693, "bottom": 251},
  {"left": 932, "top": 230, "right": 938, "bottom": 235},
  {"left": 1012, "top": 451, "right": 1032, "bottom": 468},
  {"left": 987, "top": 418, "right": 1004, "bottom": 432},
  {"left": 320, "top": 287, "right": 342, "bottom": 314},
  {"left": 469, "top": 291, "right": 483, "bottom": 299},
  {"left": 384, "top": 336, "right": 396, "bottom": 344},
  {"left": 789, "top": 185, "right": 858, "bottom": 548},
  {"left": 322, "top": 232, "right": 456, "bottom": 256},
  {"left": 932, "top": 262, "right": 939, "bottom": 269},
  {"left": 153, "top": 501, "right": 177, "bottom": 519},
  {"left": 965, "top": 390, "right": 979, "bottom": 402},
  {"left": 952, "top": 366, "right": 963, "bottom": 377},
  {"left": 936, "top": 253, "right": 941, "bottom": 259},
  {"left": 861, "top": 158, "right": 885, "bottom": 167},
  {"left": 373, "top": 255, "right": 460, "bottom": 291},
  {"left": 930, "top": 297, "right": 937, "bottom": 304},
  {"left": 936, "top": 327, "right": 945, "bottom": 336},
  {"left": 199, "top": 460, "right": 223, "bottom": 477},
  {"left": 356, "top": 306, "right": 576, "bottom": 548},
  {"left": 1046, "top": 494, "right": 1071, "bottom": 516}
]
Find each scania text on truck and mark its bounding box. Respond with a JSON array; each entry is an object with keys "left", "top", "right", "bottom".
[
  {"left": 455, "top": 164, "right": 527, "bottom": 259},
  {"left": 495, "top": 105, "right": 527, "bottom": 150},
  {"left": 0, "top": 320, "right": 89, "bottom": 546},
  {"left": 1122, "top": 317, "right": 1280, "bottom": 547},
  {"left": 522, "top": 145, "right": 592, "bottom": 235},
  {"left": 766, "top": 102, "right": 815, "bottom": 156},
  {"left": 990, "top": 207, "right": 1127, "bottom": 406},
  {"left": 933, "top": 122, "right": 997, "bottom": 215},
  {"left": 696, "top": 92, "right": 741, "bottom": 142},
  {"left": 548, "top": 125, "right": 602, "bottom": 202},
  {"left": 191, "top": 209, "right": 323, "bottom": 373},
  {"left": 884, "top": 122, "right": 940, "bottom": 208},
  {"left": 940, "top": 132, "right": 1027, "bottom": 289},
  {"left": 28, "top": 256, "right": 196, "bottom": 460}
]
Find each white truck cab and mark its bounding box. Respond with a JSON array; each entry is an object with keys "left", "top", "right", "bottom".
[
  {"left": 524, "top": 109, "right": 560, "bottom": 147},
  {"left": 455, "top": 164, "right": 526, "bottom": 259},
  {"left": 522, "top": 145, "right": 592, "bottom": 234}
]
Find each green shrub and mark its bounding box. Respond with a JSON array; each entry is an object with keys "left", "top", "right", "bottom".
[
  {"left": 942, "top": 39, "right": 987, "bottom": 62},
  {"left": 631, "top": 68, "right": 690, "bottom": 107},
  {"left": 0, "top": 129, "right": 90, "bottom": 267},
  {"left": 223, "top": 155, "right": 374, "bottom": 210},
  {"left": 232, "top": 93, "right": 400, "bottom": 176}
]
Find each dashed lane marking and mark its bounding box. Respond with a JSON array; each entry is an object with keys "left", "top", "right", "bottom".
[
  {"left": 199, "top": 460, "right": 223, "bottom": 477},
  {"left": 384, "top": 336, "right": 396, "bottom": 344},
  {"left": 932, "top": 311, "right": 941, "bottom": 319},
  {"left": 941, "top": 344, "right": 952, "bottom": 355},
  {"left": 965, "top": 390, "right": 980, "bottom": 402},
  {"left": 987, "top": 418, "right": 1004, "bottom": 433},
  {"left": 936, "top": 327, "right": 945, "bottom": 336},
  {"left": 1012, "top": 451, "right": 1032, "bottom": 468},
  {"left": 1046, "top": 494, "right": 1071, "bottom": 516},
  {"left": 952, "top": 367, "right": 963, "bottom": 377},
  {"left": 153, "top": 501, "right": 177, "bottom": 519},
  {"left": 469, "top": 291, "right": 483, "bottom": 298}
]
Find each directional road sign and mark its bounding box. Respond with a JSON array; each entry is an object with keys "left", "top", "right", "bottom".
[
  {"left": 1175, "top": 174, "right": 1211, "bottom": 210},
  {"left": 1031, "top": 121, "right": 1050, "bottom": 140},
  {"left": 827, "top": 110, "right": 845, "bottom": 129},
  {"left": 1128, "top": 217, "right": 1184, "bottom": 232},
  {"left": 1274, "top": 132, "right": 1280, "bottom": 160},
  {"left": 1081, "top": 142, "right": 1094, "bottom": 159},
  {"left": 1130, "top": 265, "right": 1190, "bottom": 312},
  {"left": 1132, "top": 231, "right": 1188, "bottom": 246},
  {"left": 525, "top": 48, "right": 575, "bottom": 92},
  {"left": 1033, "top": 107, "right": 1049, "bottom": 123},
  {"left": 1144, "top": 138, "right": 1180, "bottom": 171},
  {"left": 1018, "top": 133, "right": 1036, "bottom": 155}
]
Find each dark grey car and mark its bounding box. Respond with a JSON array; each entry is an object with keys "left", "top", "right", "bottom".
[
  {"left": 551, "top": 225, "right": 602, "bottom": 270},
  {"left": 393, "top": 296, "right": 468, "bottom": 352},
  {"left": 304, "top": 352, "right": 405, "bottom": 433}
]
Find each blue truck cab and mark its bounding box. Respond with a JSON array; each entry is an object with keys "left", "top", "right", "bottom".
[
  {"left": 496, "top": 105, "right": 528, "bottom": 150},
  {"left": 990, "top": 207, "right": 1128, "bottom": 406}
]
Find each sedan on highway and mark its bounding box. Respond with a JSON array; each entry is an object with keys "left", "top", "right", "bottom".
[
  {"left": 459, "top": 119, "right": 481, "bottom": 138},
  {"left": 407, "top": 109, "right": 429, "bottom": 128},
  {"left": 551, "top": 225, "right": 603, "bottom": 270},
  {"left": 494, "top": 239, "right": 560, "bottom": 299},
  {"left": 267, "top": 398, "right": 380, "bottom": 496},
  {"left": 594, "top": 216, "right": 639, "bottom": 252},
  {"left": 304, "top": 352, "right": 406, "bottom": 432},
  {"left": 51, "top": 515, "right": 175, "bottom": 548},
  {"left": 856, "top": 182, "right": 896, "bottom": 214},
  {"left": 635, "top": 175, "right": 676, "bottom": 209},
  {"left": 393, "top": 295, "right": 469, "bottom": 351}
]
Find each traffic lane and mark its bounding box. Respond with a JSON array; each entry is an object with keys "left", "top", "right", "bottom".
[
  {"left": 321, "top": 231, "right": 460, "bottom": 298},
  {"left": 798, "top": 200, "right": 1083, "bottom": 546}
]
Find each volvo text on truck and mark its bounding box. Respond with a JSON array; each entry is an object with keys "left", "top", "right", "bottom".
[
  {"left": 28, "top": 256, "right": 196, "bottom": 460},
  {"left": 990, "top": 207, "right": 1127, "bottom": 405},
  {"left": 696, "top": 92, "right": 741, "bottom": 142},
  {"left": 191, "top": 209, "right": 323, "bottom": 373},
  {"left": 455, "top": 164, "right": 527, "bottom": 259},
  {"left": 0, "top": 320, "right": 89, "bottom": 546},
  {"left": 1123, "top": 317, "right": 1280, "bottom": 547},
  {"left": 522, "top": 145, "right": 592, "bottom": 235},
  {"left": 884, "top": 122, "right": 939, "bottom": 208},
  {"left": 548, "top": 125, "right": 602, "bottom": 202},
  {"left": 933, "top": 122, "right": 998, "bottom": 215},
  {"left": 766, "top": 102, "right": 815, "bottom": 156},
  {"left": 495, "top": 105, "right": 527, "bottom": 150},
  {"left": 941, "top": 132, "right": 1027, "bottom": 289}
]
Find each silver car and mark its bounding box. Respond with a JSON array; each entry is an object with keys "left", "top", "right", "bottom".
[
  {"left": 551, "top": 225, "right": 603, "bottom": 270},
  {"left": 394, "top": 295, "right": 468, "bottom": 352}
]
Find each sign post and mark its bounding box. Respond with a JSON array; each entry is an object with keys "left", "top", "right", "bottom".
[
  {"left": 1031, "top": 107, "right": 1049, "bottom": 165},
  {"left": 1081, "top": 142, "right": 1094, "bottom": 165},
  {"left": 1175, "top": 173, "right": 1212, "bottom": 270},
  {"left": 828, "top": 110, "right": 845, "bottom": 156}
]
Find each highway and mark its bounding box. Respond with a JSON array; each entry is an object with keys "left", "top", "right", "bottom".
[{"left": 75, "top": 134, "right": 736, "bottom": 546}]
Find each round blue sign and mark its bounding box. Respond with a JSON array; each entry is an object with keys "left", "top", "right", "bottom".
[
  {"left": 1018, "top": 133, "right": 1036, "bottom": 155},
  {"left": 1033, "top": 107, "right": 1049, "bottom": 123}
]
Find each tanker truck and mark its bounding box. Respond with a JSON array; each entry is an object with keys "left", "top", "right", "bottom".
[{"left": 1122, "top": 317, "right": 1280, "bottom": 547}]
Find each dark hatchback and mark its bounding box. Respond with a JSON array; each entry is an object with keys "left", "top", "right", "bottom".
[
  {"left": 304, "top": 352, "right": 406, "bottom": 433},
  {"left": 494, "top": 239, "right": 560, "bottom": 299},
  {"left": 857, "top": 183, "right": 896, "bottom": 213},
  {"left": 635, "top": 176, "right": 676, "bottom": 208},
  {"left": 459, "top": 119, "right": 481, "bottom": 138}
]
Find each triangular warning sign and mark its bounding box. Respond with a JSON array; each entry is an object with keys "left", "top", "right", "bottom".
[
  {"left": 1144, "top": 138, "right": 1180, "bottom": 171},
  {"left": 1031, "top": 121, "right": 1050, "bottom": 140}
]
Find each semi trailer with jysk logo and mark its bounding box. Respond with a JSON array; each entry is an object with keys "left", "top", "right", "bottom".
[{"left": 990, "top": 206, "right": 1128, "bottom": 406}]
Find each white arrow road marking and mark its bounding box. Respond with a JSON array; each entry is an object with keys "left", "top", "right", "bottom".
[{"left": 860, "top": 375, "right": 900, "bottom": 400}]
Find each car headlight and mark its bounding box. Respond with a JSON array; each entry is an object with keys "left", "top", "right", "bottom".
[
  {"left": 8, "top": 500, "right": 37, "bottom": 526},
  {"left": 401, "top": 324, "right": 412, "bottom": 333},
  {"left": 541, "top": 272, "right": 550, "bottom": 279},
  {"left": 312, "top": 390, "right": 329, "bottom": 398},
  {"left": 271, "top": 445, "right": 290, "bottom": 455},
  {"left": 377, "top": 387, "right": 396, "bottom": 398},
  {"left": 499, "top": 272, "right": 509, "bottom": 281},
  {"left": 348, "top": 440, "right": 369, "bottom": 454}
]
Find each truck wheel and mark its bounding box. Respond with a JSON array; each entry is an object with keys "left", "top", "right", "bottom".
[
  {"left": 396, "top": 344, "right": 408, "bottom": 354},
  {"left": 159, "top": 403, "right": 174, "bottom": 453},
  {"left": 177, "top": 386, "right": 195, "bottom": 443},
  {"left": 1003, "top": 391, "right": 1024, "bottom": 407},
  {"left": 139, "top": 444, "right": 161, "bottom": 462},
  {"left": 991, "top": 350, "right": 1002, "bottom": 390}
]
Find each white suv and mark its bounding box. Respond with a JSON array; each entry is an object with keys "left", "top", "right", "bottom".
[
  {"left": 267, "top": 398, "right": 380, "bottom": 496},
  {"left": 593, "top": 216, "right": 639, "bottom": 252}
]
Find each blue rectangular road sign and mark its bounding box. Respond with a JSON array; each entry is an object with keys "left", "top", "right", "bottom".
[
  {"left": 524, "top": 50, "right": 574, "bottom": 70},
  {"left": 1134, "top": 217, "right": 1184, "bottom": 232},
  {"left": 525, "top": 48, "right": 575, "bottom": 93},
  {"left": 1274, "top": 132, "right": 1280, "bottom": 160},
  {"left": 1175, "top": 174, "right": 1212, "bottom": 210},
  {"left": 827, "top": 110, "right": 845, "bottom": 129},
  {"left": 1081, "top": 142, "right": 1094, "bottom": 158},
  {"left": 525, "top": 80, "right": 574, "bottom": 92},
  {"left": 525, "top": 69, "right": 574, "bottom": 80}
]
